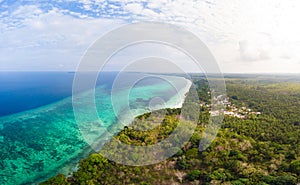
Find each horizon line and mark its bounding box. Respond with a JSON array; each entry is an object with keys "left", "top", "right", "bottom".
[{"left": 1, "top": 70, "right": 300, "bottom": 75}]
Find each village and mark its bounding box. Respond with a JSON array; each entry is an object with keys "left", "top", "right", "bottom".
[{"left": 205, "top": 95, "right": 261, "bottom": 119}]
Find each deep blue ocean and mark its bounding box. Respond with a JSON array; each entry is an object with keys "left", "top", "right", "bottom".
[{"left": 0, "top": 72, "right": 118, "bottom": 117}]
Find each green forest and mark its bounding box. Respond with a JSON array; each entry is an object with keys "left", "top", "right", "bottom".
[{"left": 42, "top": 75, "right": 300, "bottom": 185}]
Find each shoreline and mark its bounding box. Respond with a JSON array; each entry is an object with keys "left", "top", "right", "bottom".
[{"left": 45, "top": 77, "right": 193, "bottom": 182}]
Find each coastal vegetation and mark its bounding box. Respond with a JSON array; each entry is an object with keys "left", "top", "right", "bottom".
[{"left": 42, "top": 76, "right": 300, "bottom": 185}]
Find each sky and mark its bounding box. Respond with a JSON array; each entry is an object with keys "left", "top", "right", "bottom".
[{"left": 0, "top": 0, "right": 300, "bottom": 73}]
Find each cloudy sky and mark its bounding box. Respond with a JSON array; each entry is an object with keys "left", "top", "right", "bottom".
[{"left": 1, "top": 0, "right": 300, "bottom": 73}]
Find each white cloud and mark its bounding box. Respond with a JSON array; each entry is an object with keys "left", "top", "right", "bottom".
[
  {"left": 1, "top": 0, "right": 300, "bottom": 72},
  {"left": 238, "top": 33, "right": 272, "bottom": 62},
  {"left": 0, "top": 4, "right": 126, "bottom": 71},
  {"left": 133, "top": 0, "right": 300, "bottom": 72},
  {"left": 124, "top": 3, "right": 144, "bottom": 14}
]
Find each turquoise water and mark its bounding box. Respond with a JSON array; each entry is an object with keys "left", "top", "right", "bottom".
[{"left": 0, "top": 73, "right": 191, "bottom": 185}]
